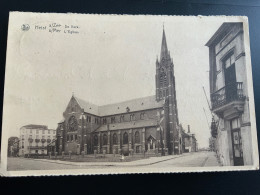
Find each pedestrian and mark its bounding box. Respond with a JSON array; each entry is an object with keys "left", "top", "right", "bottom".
[{"left": 120, "top": 154, "right": 125, "bottom": 162}]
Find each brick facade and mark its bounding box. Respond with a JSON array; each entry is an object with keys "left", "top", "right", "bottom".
[{"left": 56, "top": 29, "right": 182, "bottom": 155}]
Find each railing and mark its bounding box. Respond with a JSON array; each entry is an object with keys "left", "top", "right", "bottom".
[
  {"left": 28, "top": 146, "right": 47, "bottom": 149},
  {"left": 211, "top": 82, "right": 245, "bottom": 110}
]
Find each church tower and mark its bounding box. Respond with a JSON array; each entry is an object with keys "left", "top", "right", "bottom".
[{"left": 155, "top": 27, "right": 180, "bottom": 155}]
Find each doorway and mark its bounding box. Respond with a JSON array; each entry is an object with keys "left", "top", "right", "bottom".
[{"left": 230, "top": 118, "right": 244, "bottom": 166}]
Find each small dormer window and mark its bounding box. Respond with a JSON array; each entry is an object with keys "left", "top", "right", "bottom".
[
  {"left": 120, "top": 115, "right": 124, "bottom": 122},
  {"left": 130, "top": 114, "right": 135, "bottom": 121},
  {"left": 111, "top": 117, "right": 116, "bottom": 124},
  {"left": 140, "top": 112, "right": 145, "bottom": 120}
]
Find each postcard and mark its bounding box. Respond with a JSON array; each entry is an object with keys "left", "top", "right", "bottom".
[{"left": 0, "top": 12, "right": 258, "bottom": 176}]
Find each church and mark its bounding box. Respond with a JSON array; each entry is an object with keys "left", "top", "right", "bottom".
[{"left": 55, "top": 28, "right": 182, "bottom": 156}]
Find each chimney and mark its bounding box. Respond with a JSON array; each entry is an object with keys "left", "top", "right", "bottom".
[{"left": 188, "top": 125, "right": 190, "bottom": 133}]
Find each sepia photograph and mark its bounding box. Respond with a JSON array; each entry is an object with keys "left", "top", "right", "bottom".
[{"left": 0, "top": 12, "right": 258, "bottom": 176}]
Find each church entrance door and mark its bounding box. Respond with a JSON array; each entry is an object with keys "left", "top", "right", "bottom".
[{"left": 147, "top": 135, "right": 156, "bottom": 151}]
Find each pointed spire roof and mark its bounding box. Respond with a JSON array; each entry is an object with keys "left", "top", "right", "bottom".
[{"left": 160, "top": 27, "right": 169, "bottom": 60}]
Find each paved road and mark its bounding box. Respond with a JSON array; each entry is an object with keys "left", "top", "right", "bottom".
[
  {"left": 7, "top": 157, "right": 103, "bottom": 171},
  {"left": 147, "top": 151, "right": 219, "bottom": 167},
  {"left": 7, "top": 151, "right": 219, "bottom": 171}
]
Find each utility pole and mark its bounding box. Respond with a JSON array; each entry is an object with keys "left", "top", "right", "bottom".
[{"left": 203, "top": 107, "right": 210, "bottom": 129}]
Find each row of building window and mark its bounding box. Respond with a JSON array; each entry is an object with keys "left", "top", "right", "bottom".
[
  {"left": 29, "top": 142, "right": 49, "bottom": 147},
  {"left": 27, "top": 129, "right": 56, "bottom": 134},
  {"left": 65, "top": 132, "right": 141, "bottom": 145},
  {"left": 69, "top": 112, "right": 148, "bottom": 126},
  {"left": 19, "top": 141, "right": 53, "bottom": 149},
  {"left": 102, "top": 113, "right": 147, "bottom": 125},
  {"left": 79, "top": 117, "right": 99, "bottom": 124},
  {"left": 67, "top": 134, "right": 78, "bottom": 142},
  {"left": 27, "top": 135, "right": 55, "bottom": 139},
  {"left": 93, "top": 131, "right": 140, "bottom": 146}
]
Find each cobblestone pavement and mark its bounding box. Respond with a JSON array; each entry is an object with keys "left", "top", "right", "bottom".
[{"left": 7, "top": 151, "right": 220, "bottom": 171}]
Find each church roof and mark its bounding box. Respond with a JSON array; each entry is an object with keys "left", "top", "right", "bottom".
[
  {"left": 74, "top": 96, "right": 99, "bottom": 116},
  {"left": 94, "top": 119, "right": 158, "bottom": 132},
  {"left": 73, "top": 95, "right": 163, "bottom": 116},
  {"left": 98, "top": 95, "right": 163, "bottom": 116}
]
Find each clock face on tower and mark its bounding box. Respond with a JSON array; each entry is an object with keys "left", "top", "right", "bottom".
[{"left": 68, "top": 116, "right": 78, "bottom": 132}]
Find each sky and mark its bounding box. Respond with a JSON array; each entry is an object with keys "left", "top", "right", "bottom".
[{"left": 2, "top": 13, "right": 242, "bottom": 148}]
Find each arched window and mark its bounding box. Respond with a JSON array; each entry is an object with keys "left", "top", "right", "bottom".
[
  {"left": 94, "top": 135, "right": 98, "bottom": 146},
  {"left": 160, "top": 71, "right": 167, "bottom": 86},
  {"left": 68, "top": 116, "right": 78, "bottom": 132},
  {"left": 123, "top": 132, "right": 128, "bottom": 144},
  {"left": 113, "top": 133, "right": 118, "bottom": 145},
  {"left": 103, "top": 134, "right": 108, "bottom": 145},
  {"left": 135, "top": 131, "right": 140, "bottom": 143}
]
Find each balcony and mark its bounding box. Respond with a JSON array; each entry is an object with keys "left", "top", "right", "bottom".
[
  {"left": 211, "top": 82, "right": 245, "bottom": 117},
  {"left": 28, "top": 146, "right": 47, "bottom": 150}
]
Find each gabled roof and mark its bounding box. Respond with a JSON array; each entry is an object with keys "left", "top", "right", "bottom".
[
  {"left": 98, "top": 95, "right": 163, "bottom": 116},
  {"left": 72, "top": 95, "right": 163, "bottom": 117},
  {"left": 94, "top": 119, "right": 158, "bottom": 132},
  {"left": 74, "top": 96, "right": 99, "bottom": 116}
]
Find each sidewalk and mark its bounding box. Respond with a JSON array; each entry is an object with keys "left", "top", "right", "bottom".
[
  {"left": 203, "top": 152, "right": 220, "bottom": 167},
  {"left": 32, "top": 152, "right": 192, "bottom": 167}
]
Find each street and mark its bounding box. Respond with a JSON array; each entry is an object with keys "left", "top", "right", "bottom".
[
  {"left": 7, "top": 151, "right": 220, "bottom": 171},
  {"left": 148, "top": 151, "right": 219, "bottom": 167}
]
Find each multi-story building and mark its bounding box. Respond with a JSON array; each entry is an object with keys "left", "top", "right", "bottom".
[
  {"left": 19, "top": 124, "right": 56, "bottom": 156},
  {"left": 181, "top": 125, "right": 198, "bottom": 153},
  {"left": 206, "top": 22, "right": 253, "bottom": 166},
  {"left": 56, "top": 28, "right": 182, "bottom": 156}
]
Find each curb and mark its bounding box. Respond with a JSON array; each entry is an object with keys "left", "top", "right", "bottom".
[{"left": 31, "top": 153, "right": 193, "bottom": 167}]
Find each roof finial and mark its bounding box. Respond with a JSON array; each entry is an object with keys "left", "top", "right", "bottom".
[{"left": 72, "top": 92, "right": 74, "bottom": 97}]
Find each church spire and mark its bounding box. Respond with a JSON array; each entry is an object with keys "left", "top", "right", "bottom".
[{"left": 160, "top": 27, "right": 169, "bottom": 60}]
